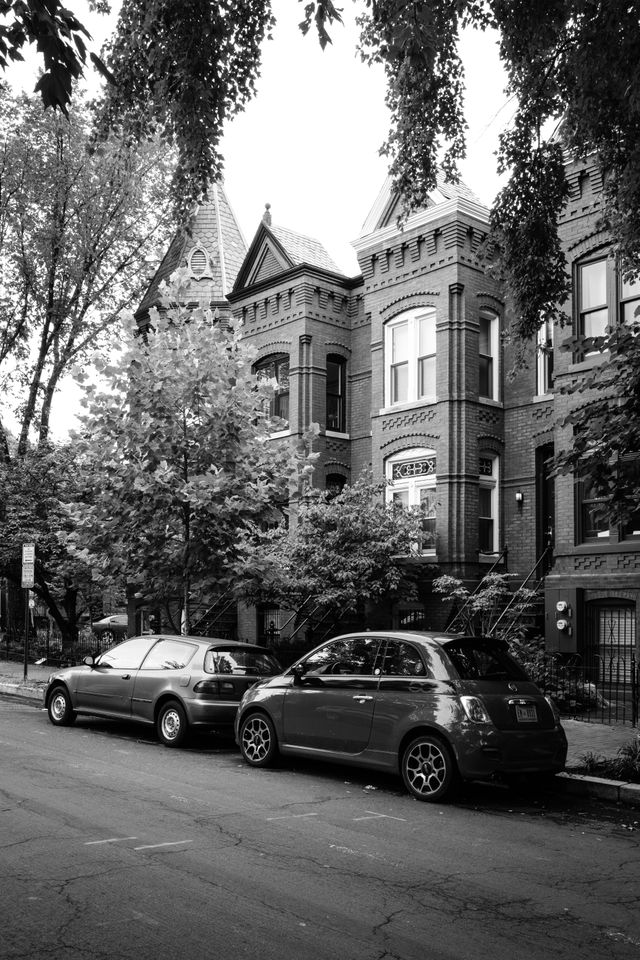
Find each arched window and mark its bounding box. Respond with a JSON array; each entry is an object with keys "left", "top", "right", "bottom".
[
  {"left": 254, "top": 354, "right": 290, "bottom": 427},
  {"left": 385, "top": 448, "right": 437, "bottom": 555},
  {"left": 325, "top": 473, "right": 346, "bottom": 499},
  {"left": 384, "top": 308, "right": 436, "bottom": 406},
  {"left": 326, "top": 355, "right": 347, "bottom": 433}
]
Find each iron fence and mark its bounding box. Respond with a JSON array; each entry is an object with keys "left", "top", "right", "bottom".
[
  {"left": 0, "top": 629, "right": 111, "bottom": 667},
  {"left": 540, "top": 653, "right": 638, "bottom": 726}
]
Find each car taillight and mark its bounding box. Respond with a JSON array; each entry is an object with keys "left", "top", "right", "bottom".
[
  {"left": 545, "top": 695, "right": 561, "bottom": 722},
  {"left": 460, "top": 695, "right": 491, "bottom": 723},
  {"left": 193, "top": 680, "right": 220, "bottom": 696}
]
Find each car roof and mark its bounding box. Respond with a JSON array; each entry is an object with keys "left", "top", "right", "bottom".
[
  {"left": 330, "top": 631, "right": 502, "bottom": 648},
  {"left": 150, "top": 635, "right": 271, "bottom": 651}
]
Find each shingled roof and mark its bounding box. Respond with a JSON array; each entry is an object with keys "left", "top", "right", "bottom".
[
  {"left": 268, "top": 223, "right": 340, "bottom": 273},
  {"left": 232, "top": 208, "right": 344, "bottom": 292},
  {"left": 360, "top": 171, "right": 484, "bottom": 236},
  {"left": 135, "top": 183, "right": 247, "bottom": 324}
]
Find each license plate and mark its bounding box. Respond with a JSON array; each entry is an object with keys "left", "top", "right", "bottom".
[{"left": 515, "top": 704, "right": 537, "bottom": 723}]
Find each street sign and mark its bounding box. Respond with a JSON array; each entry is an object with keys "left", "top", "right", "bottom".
[{"left": 21, "top": 542, "right": 35, "bottom": 589}]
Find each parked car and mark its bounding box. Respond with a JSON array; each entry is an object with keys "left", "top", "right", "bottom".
[
  {"left": 91, "top": 614, "right": 129, "bottom": 648},
  {"left": 235, "top": 631, "right": 568, "bottom": 802},
  {"left": 44, "top": 635, "right": 282, "bottom": 746}
]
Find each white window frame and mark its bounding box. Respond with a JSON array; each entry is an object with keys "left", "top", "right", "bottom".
[
  {"left": 384, "top": 309, "right": 436, "bottom": 407},
  {"left": 479, "top": 454, "right": 500, "bottom": 556},
  {"left": 479, "top": 309, "right": 499, "bottom": 401},
  {"left": 385, "top": 448, "right": 437, "bottom": 555}
]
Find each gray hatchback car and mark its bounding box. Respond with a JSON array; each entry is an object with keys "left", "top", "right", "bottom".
[
  {"left": 235, "top": 631, "right": 568, "bottom": 801},
  {"left": 44, "top": 634, "right": 281, "bottom": 746}
]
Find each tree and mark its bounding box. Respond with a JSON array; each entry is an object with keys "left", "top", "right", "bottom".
[
  {"left": 0, "top": 85, "right": 173, "bottom": 457},
  {"left": 0, "top": 443, "right": 95, "bottom": 648},
  {"left": 432, "top": 573, "right": 547, "bottom": 680},
  {"left": 236, "top": 474, "right": 426, "bottom": 627},
  {"left": 0, "top": 0, "right": 104, "bottom": 113},
  {"left": 0, "top": 85, "right": 172, "bottom": 647},
  {"left": 70, "top": 274, "right": 310, "bottom": 634}
]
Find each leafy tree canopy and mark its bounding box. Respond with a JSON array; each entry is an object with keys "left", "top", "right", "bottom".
[
  {"left": 0, "top": 443, "right": 94, "bottom": 644},
  {"left": 5, "top": 2, "right": 637, "bottom": 326},
  {"left": 70, "top": 275, "right": 313, "bottom": 632},
  {"left": 237, "top": 473, "right": 425, "bottom": 618},
  {"left": 0, "top": 84, "right": 173, "bottom": 457}
]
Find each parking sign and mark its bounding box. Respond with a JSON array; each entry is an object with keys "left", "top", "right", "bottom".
[{"left": 21, "top": 543, "right": 35, "bottom": 589}]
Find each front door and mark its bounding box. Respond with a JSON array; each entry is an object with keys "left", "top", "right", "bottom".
[
  {"left": 282, "top": 636, "right": 382, "bottom": 753},
  {"left": 75, "top": 636, "right": 156, "bottom": 717}
]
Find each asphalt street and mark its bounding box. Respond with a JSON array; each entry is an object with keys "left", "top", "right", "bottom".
[{"left": 1, "top": 694, "right": 639, "bottom": 960}]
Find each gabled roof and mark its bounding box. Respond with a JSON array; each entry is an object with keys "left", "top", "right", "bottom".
[
  {"left": 135, "top": 183, "right": 247, "bottom": 322},
  {"left": 233, "top": 213, "right": 342, "bottom": 292},
  {"left": 360, "top": 171, "right": 483, "bottom": 236}
]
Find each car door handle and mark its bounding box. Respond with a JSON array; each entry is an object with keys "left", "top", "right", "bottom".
[
  {"left": 352, "top": 695, "right": 373, "bottom": 702},
  {"left": 121, "top": 674, "right": 131, "bottom": 680}
]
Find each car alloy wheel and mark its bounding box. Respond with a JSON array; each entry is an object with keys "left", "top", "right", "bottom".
[
  {"left": 240, "top": 712, "right": 278, "bottom": 767},
  {"left": 401, "top": 734, "right": 456, "bottom": 802},
  {"left": 157, "top": 700, "right": 188, "bottom": 747}
]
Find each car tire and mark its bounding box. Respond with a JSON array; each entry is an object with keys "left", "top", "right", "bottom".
[
  {"left": 47, "top": 685, "right": 76, "bottom": 727},
  {"left": 157, "top": 700, "right": 188, "bottom": 747},
  {"left": 239, "top": 712, "right": 279, "bottom": 767},
  {"left": 401, "top": 733, "right": 457, "bottom": 802}
]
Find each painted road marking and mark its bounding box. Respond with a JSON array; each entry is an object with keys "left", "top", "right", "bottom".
[
  {"left": 266, "top": 813, "right": 319, "bottom": 821},
  {"left": 352, "top": 811, "right": 407, "bottom": 822},
  {"left": 133, "top": 840, "right": 193, "bottom": 851},
  {"left": 84, "top": 837, "right": 138, "bottom": 845}
]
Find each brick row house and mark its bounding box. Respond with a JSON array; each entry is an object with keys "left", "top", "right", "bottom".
[{"left": 135, "top": 166, "right": 639, "bottom": 713}]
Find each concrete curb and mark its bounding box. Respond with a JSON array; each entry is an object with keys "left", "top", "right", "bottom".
[
  {"left": 2, "top": 677, "right": 639, "bottom": 807},
  {"left": 0, "top": 680, "right": 46, "bottom": 700},
  {"left": 557, "top": 771, "right": 640, "bottom": 806}
]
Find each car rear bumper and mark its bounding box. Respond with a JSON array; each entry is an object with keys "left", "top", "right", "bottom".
[
  {"left": 454, "top": 724, "right": 568, "bottom": 779},
  {"left": 184, "top": 699, "right": 240, "bottom": 727}
]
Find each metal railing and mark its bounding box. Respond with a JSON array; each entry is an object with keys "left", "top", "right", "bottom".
[{"left": 540, "top": 653, "right": 638, "bottom": 726}]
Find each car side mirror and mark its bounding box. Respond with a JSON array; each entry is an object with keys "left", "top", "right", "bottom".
[
  {"left": 83, "top": 655, "right": 96, "bottom": 668},
  {"left": 291, "top": 663, "right": 306, "bottom": 684}
]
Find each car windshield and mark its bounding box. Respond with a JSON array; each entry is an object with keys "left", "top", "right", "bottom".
[
  {"left": 205, "top": 648, "right": 281, "bottom": 676},
  {"left": 443, "top": 639, "right": 530, "bottom": 681}
]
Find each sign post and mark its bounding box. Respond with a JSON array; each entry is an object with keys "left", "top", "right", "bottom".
[{"left": 21, "top": 543, "right": 35, "bottom": 680}]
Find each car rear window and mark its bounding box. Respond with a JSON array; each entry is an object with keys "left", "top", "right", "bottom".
[
  {"left": 205, "top": 648, "right": 281, "bottom": 676},
  {"left": 443, "top": 639, "right": 529, "bottom": 681}
]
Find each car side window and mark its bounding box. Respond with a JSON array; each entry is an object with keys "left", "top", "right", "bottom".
[
  {"left": 303, "top": 637, "right": 381, "bottom": 676},
  {"left": 98, "top": 637, "right": 157, "bottom": 670},
  {"left": 381, "top": 641, "right": 432, "bottom": 678},
  {"left": 140, "top": 640, "right": 197, "bottom": 671}
]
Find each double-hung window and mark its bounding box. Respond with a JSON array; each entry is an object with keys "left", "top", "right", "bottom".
[
  {"left": 326, "top": 355, "right": 347, "bottom": 433},
  {"left": 578, "top": 258, "right": 608, "bottom": 348},
  {"left": 254, "top": 354, "right": 290, "bottom": 427},
  {"left": 621, "top": 274, "right": 640, "bottom": 327},
  {"left": 479, "top": 455, "right": 499, "bottom": 554},
  {"left": 385, "top": 309, "right": 436, "bottom": 406},
  {"left": 479, "top": 309, "right": 498, "bottom": 400}
]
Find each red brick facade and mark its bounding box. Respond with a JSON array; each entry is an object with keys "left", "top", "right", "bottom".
[{"left": 142, "top": 173, "right": 639, "bottom": 665}]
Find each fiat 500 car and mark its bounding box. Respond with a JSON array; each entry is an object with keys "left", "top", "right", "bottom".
[
  {"left": 44, "top": 634, "right": 281, "bottom": 746},
  {"left": 235, "top": 631, "right": 567, "bottom": 801}
]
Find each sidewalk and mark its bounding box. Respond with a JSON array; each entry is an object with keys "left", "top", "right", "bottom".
[{"left": 1, "top": 658, "right": 639, "bottom": 805}]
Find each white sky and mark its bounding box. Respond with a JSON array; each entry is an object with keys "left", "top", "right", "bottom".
[{"left": 4, "top": 0, "right": 511, "bottom": 434}]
